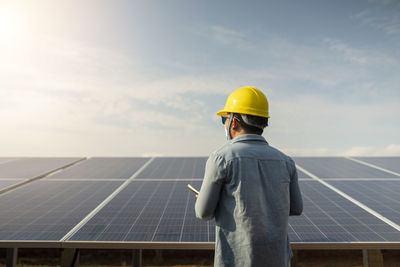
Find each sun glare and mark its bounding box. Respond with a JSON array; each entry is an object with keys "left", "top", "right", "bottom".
[{"left": 0, "top": 5, "right": 20, "bottom": 44}]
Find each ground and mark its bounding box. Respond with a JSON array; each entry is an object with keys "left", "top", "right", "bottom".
[{"left": 0, "top": 248, "right": 399, "bottom": 266}]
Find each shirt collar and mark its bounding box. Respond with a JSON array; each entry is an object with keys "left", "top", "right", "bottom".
[{"left": 230, "top": 134, "right": 268, "bottom": 145}]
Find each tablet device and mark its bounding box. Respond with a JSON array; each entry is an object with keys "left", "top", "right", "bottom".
[{"left": 187, "top": 184, "right": 200, "bottom": 195}]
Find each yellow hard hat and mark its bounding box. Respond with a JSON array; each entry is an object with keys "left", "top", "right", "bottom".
[{"left": 216, "top": 86, "right": 270, "bottom": 118}]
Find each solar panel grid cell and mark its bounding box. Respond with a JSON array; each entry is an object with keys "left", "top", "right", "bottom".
[
  {"left": 326, "top": 180, "right": 400, "bottom": 226},
  {"left": 69, "top": 181, "right": 212, "bottom": 242},
  {"left": 0, "top": 180, "right": 23, "bottom": 191},
  {"left": 136, "top": 158, "right": 207, "bottom": 179},
  {"left": 49, "top": 158, "right": 150, "bottom": 179},
  {"left": 136, "top": 157, "right": 310, "bottom": 179},
  {"left": 354, "top": 157, "right": 400, "bottom": 174},
  {"left": 293, "top": 157, "right": 398, "bottom": 178},
  {"left": 0, "top": 158, "right": 82, "bottom": 179},
  {"left": 288, "top": 181, "right": 399, "bottom": 242},
  {"left": 0, "top": 181, "right": 122, "bottom": 240},
  {"left": 296, "top": 169, "right": 311, "bottom": 178}
]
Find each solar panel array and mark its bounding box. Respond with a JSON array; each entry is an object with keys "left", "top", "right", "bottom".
[{"left": 0, "top": 156, "right": 399, "bottom": 248}]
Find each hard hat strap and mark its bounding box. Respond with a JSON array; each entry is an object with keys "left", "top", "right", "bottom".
[{"left": 226, "top": 113, "right": 234, "bottom": 140}]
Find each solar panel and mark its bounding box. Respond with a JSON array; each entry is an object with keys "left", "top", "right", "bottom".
[
  {"left": 289, "top": 181, "right": 400, "bottom": 242},
  {"left": 326, "top": 180, "right": 400, "bottom": 227},
  {"left": 1, "top": 157, "right": 399, "bottom": 248},
  {"left": 0, "top": 180, "right": 23, "bottom": 191},
  {"left": 69, "top": 180, "right": 400, "bottom": 243},
  {"left": 296, "top": 168, "right": 310, "bottom": 178},
  {"left": 0, "top": 158, "right": 17, "bottom": 164},
  {"left": 136, "top": 157, "right": 207, "bottom": 179},
  {"left": 68, "top": 181, "right": 214, "bottom": 242},
  {"left": 48, "top": 157, "right": 150, "bottom": 179},
  {"left": 0, "top": 158, "right": 83, "bottom": 179},
  {"left": 293, "top": 157, "right": 398, "bottom": 178},
  {"left": 354, "top": 157, "right": 400, "bottom": 174},
  {"left": 0, "top": 180, "right": 122, "bottom": 240},
  {"left": 135, "top": 157, "right": 310, "bottom": 179}
]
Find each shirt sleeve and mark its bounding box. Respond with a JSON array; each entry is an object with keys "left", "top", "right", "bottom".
[
  {"left": 195, "top": 152, "right": 226, "bottom": 221},
  {"left": 288, "top": 158, "right": 303, "bottom": 216}
]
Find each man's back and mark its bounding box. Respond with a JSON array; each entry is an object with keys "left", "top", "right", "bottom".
[{"left": 195, "top": 134, "right": 302, "bottom": 267}]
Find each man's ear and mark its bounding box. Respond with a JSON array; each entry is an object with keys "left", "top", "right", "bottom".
[{"left": 231, "top": 117, "right": 239, "bottom": 129}]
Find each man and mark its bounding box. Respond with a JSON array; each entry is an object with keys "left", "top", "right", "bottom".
[{"left": 195, "top": 86, "right": 303, "bottom": 267}]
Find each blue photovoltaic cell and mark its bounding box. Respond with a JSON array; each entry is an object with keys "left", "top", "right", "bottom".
[
  {"left": 136, "top": 157, "right": 310, "bottom": 179},
  {"left": 0, "top": 180, "right": 122, "bottom": 240},
  {"left": 0, "top": 158, "right": 82, "bottom": 179},
  {"left": 354, "top": 157, "right": 400, "bottom": 174},
  {"left": 326, "top": 180, "right": 400, "bottom": 227},
  {"left": 69, "top": 181, "right": 214, "bottom": 242},
  {"left": 296, "top": 168, "right": 310, "bottom": 178},
  {"left": 136, "top": 157, "right": 208, "bottom": 179},
  {"left": 70, "top": 180, "right": 400, "bottom": 243},
  {"left": 49, "top": 157, "right": 150, "bottom": 179},
  {"left": 1, "top": 156, "right": 398, "bottom": 245},
  {"left": 0, "top": 180, "right": 23, "bottom": 191},
  {"left": 136, "top": 157, "right": 309, "bottom": 179},
  {"left": 288, "top": 181, "right": 400, "bottom": 242},
  {"left": 293, "top": 157, "right": 398, "bottom": 178}
]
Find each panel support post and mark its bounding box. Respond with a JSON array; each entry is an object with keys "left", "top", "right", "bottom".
[
  {"left": 6, "top": 248, "right": 18, "bottom": 267},
  {"left": 363, "top": 249, "right": 369, "bottom": 267},
  {"left": 132, "top": 249, "right": 142, "bottom": 267},
  {"left": 61, "top": 248, "right": 80, "bottom": 267},
  {"left": 363, "top": 249, "right": 383, "bottom": 267},
  {"left": 155, "top": 249, "right": 163, "bottom": 263},
  {"left": 290, "top": 250, "right": 298, "bottom": 267}
]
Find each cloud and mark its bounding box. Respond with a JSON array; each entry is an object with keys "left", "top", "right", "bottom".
[
  {"left": 190, "top": 24, "right": 247, "bottom": 48},
  {"left": 324, "top": 38, "right": 396, "bottom": 65},
  {"left": 325, "top": 39, "right": 368, "bottom": 64},
  {"left": 191, "top": 24, "right": 398, "bottom": 102},
  {"left": 1, "top": 23, "right": 399, "bottom": 157},
  {"left": 266, "top": 94, "right": 400, "bottom": 157},
  {"left": 210, "top": 25, "right": 247, "bottom": 46},
  {"left": 343, "top": 144, "right": 400, "bottom": 156},
  {"left": 0, "top": 35, "right": 233, "bottom": 156},
  {"left": 351, "top": 6, "right": 400, "bottom": 35}
]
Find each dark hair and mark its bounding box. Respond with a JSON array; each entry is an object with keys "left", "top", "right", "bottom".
[{"left": 233, "top": 113, "right": 268, "bottom": 135}]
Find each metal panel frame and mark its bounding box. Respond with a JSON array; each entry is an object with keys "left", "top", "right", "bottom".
[
  {"left": 0, "top": 241, "right": 61, "bottom": 248},
  {"left": 1, "top": 240, "right": 400, "bottom": 250},
  {"left": 63, "top": 241, "right": 400, "bottom": 250}
]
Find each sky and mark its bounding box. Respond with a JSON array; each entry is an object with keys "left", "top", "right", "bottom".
[{"left": 0, "top": 0, "right": 399, "bottom": 157}]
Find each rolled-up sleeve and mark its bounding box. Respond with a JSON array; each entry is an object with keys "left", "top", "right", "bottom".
[
  {"left": 195, "top": 153, "right": 226, "bottom": 221},
  {"left": 288, "top": 159, "right": 303, "bottom": 216}
]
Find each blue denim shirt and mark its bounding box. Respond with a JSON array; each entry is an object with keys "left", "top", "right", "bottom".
[{"left": 195, "top": 134, "right": 303, "bottom": 267}]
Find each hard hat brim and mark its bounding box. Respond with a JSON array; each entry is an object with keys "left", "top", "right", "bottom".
[
  {"left": 216, "top": 109, "right": 270, "bottom": 118},
  {"left": 216, "top": 110, "right": 229, "bottom": 116}
]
